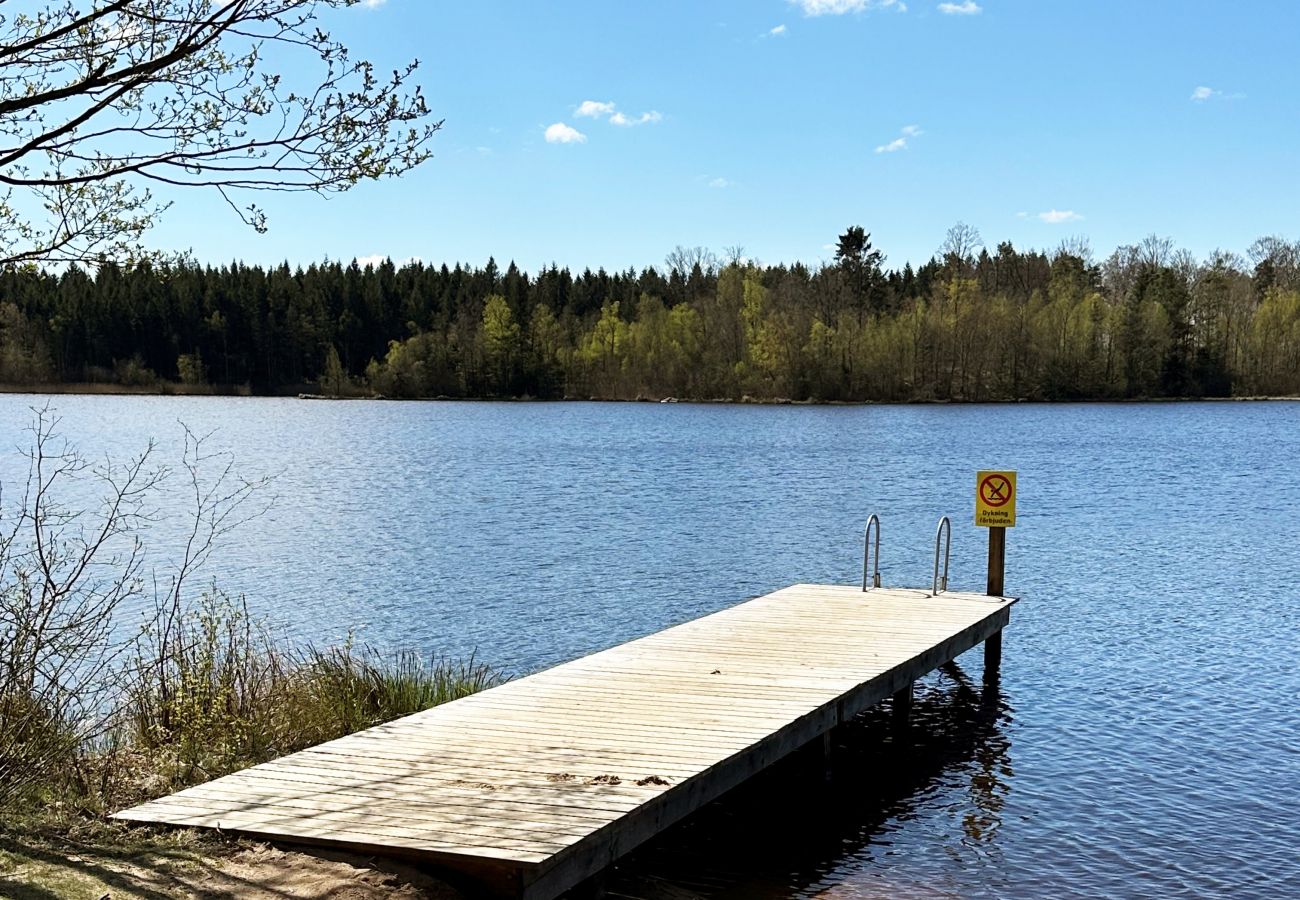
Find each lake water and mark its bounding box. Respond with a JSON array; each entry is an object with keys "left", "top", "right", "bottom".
[{"left": 1, "top": 396, "right": 1297, "bottom": 898}]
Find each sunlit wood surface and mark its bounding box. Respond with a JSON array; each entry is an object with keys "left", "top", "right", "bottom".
[{"left": 115, "top": 584, "right": 1014, "bottom": 899}]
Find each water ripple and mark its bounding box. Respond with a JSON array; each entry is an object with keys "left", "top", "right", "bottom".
[{"left": 1, "top": 396, "right": 1297, "bottom": 897}]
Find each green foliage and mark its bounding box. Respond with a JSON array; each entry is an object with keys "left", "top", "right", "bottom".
[
  {"left": 318, "top": 344, "right": 362, "bottom": 397},
  {"left": 0, "top": 414, "right": 501, "bottom": 818},
  {"left": 835, "top": 225, "right": 886, "bottom": 312},
  {"left": 112, "top": 355, "right": 159, "bottom": 387},
  {"left": 127, "top": 591, "right": 503, "bottom": 787},
  {"left": 298, "top": 644, "right": 501, "bottom": 738},
  {"left": 0, "top": 301, "right": 53, "bottom": 384},
  {"left": 0, "top": 410, "right": 161, "bottom": 808},
  {"left": 0, "top": 690, "right": 78, "bottom": 805},
  {"left": 1, "top": 231, "right": 1296, "bottom": 399},
  {"left": 0, "top": 1, "right": 437, "bottom": 267},
  {"left": 528, "top": 303, "right": 567, "bottom": 396},
  {"left": 574, "top": 301, "right": 628, "bottom": 396},
  {"left": 1244, "top": 288, "right": 1300, "bottom": 395},
  {"left": 480, "top": 294, "right": 522, "bottom": 395},
  {"left": 129, "top": 592, "right": 283, "bottom": 781},
  {"left": 365, "top": 331, "right": 458, "bottom": 398},
  {"left": 175, "top": 351, "right": 206, "bottom": 386}
]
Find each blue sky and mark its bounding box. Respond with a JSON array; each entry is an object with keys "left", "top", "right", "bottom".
[{"left": 156, "top": 0, "right": 1300, "bottom": 272}]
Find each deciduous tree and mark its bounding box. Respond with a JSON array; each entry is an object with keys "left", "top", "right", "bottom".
[{"left": 0, "top": 0, "right": 438, "bottom": 265}]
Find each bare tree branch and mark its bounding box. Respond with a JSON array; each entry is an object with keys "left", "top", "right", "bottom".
[
  {"left": 0, "top": 405, "right": 271, "bottom": 803},
  {"left": 0, "top": 0, "right": 440, "bottom": 265}
]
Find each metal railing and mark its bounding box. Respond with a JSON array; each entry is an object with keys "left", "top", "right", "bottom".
[
  {"left": 862, "top": 514, "right": 881, "bottom": 590},
  {"left": 932, "top": 516, "right": 951, "bottom": 595}
]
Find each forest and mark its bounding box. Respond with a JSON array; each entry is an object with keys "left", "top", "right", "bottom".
[{"left": 1, "top": 226, "right": 1299, "bottom": 402}]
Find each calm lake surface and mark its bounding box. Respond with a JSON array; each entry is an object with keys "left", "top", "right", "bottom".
[{"left": 2, "top": 396, "right": 1298, "bottom": 898}]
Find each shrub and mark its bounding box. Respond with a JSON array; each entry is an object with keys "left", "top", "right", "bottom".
[
  {"left": 0, "top": 410, "right": 160, "bottom": 806},
  {"left": 294, "top": 644, "right": 501, "bottom": 738},
  {"left": 176, "top": 351, "right": 207, "bottom": 386},
  {"left": 126, "top": 591, "right": 503, "bottom": 788},
  {"left": 1, "top": 408, "right": 502, "bottom": 819}
]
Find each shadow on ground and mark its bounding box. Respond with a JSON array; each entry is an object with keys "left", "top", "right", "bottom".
[{"left": 0, "top": 828, "right": 461, "bottom": 899}]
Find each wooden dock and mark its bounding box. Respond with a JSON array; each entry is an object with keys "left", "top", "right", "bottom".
[{"left": 115, "top": 584, "right": 1015, "bottom": 898}]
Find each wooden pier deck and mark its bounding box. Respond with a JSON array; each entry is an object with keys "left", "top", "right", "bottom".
[{"left": 115, "top": 584, "right": 1015, "bottom": 898}]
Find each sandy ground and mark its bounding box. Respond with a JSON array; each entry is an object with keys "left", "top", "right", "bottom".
[{"left": 0, "top": 837, "right": 466, "bottom": 900}]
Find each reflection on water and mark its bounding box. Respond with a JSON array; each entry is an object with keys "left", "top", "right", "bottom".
[{"left": 608, "top": 661, "right": 1012, "bottom": 900}]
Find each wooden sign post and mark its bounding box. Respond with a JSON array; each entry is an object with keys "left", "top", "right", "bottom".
[{"left": 975, "top": 470, "right": 1016, "bottom": 673}]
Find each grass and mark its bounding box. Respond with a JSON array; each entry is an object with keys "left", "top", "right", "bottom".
[
  {"left": 115, "top": 592, "right": 504, "bottom": 799},
  {"left": 303, "top": 644, "right": 500, "bottom": 732},
  {"left": 1, "top": 593, "right": 502, "bottom": 898}
]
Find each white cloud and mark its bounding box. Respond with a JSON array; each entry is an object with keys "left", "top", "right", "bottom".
[
  {"left": 573, "top": 101, "right": 663, "bottom": 129},
  {"left": 610, "top": 110, "right": 663, "bottom": 127},
  {"left": 544, "top": 122, "right": 587, "bottom": 144},
  {"left": 575, "top": 100, "right": 616, "bottom": 118},
  {"left": 1191, "top": 85, "right": 1246, "bottom": 102},
  {"left": 1037, "top": 209, "right": 1083, "bottom": 224},
  {"left": 792, "top": 0, "right": 906, "bottom": 16},
  {"left": 769, "top": 24, "right": 788, "bottom": 35},
  {"left": 708, "top": 177, "right": 732, "bottom": 189},
  {"left": 360, "top": 0, "right": 387, "bottom": 8},
  {"left": 938, "top": 1, "right": 981, "bottom": 14},
  {"left": 875, "top": 124, "right": 922, "bottom": 153},
  {"left": 355, "top": 254, "right": 421, "bottom": 268}
]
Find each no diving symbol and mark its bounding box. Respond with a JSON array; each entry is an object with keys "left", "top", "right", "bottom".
[{"left": 980, "top": 474, "right": 1012, "bottom": 508}]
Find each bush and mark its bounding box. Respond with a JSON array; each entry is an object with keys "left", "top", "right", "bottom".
[
  {"left": 176, "top": 351, "right": 207, "bottom": 386},
  {"left": 128, "top": 591, "right": 285, "bottom": 782},
  {"left": 1, "top": 409, "right": 502, "bottom": 820},
  {"left": 294, "top": 644, "right": 500, "bottom": 739},
  {"left": 112, "top": 355, "right": 158, "bottom": 386},
  {"left": 127, "top": 590, "right": 503, "bottom": 787},
  {"left": 0, "top": 410, "right": 161, "bottom": 806},
  {"left": 0, "top": 690, "right": 78, "bottom": 804}
]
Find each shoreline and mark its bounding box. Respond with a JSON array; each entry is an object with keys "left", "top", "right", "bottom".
[{"left": 2, "top": 382, "right": 1298, "bottom": 405}]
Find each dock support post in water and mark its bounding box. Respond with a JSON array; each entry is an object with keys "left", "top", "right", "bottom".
[
  {"left": 570, "top": 871, "right": 608, "bottom": 900},
  {"left": 893, "top": 682, "right": 913, "bottom": 732},
  {"left": 985, "top": 525, "right": 1006, "bottom": 676}
]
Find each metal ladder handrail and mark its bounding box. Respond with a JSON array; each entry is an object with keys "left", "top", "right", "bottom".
[
  {"left": 862, "top": 514, "right": 881, "bottom": 590},
  {"left": 932, "top": 516, "right": 951, "bottom": 595}
]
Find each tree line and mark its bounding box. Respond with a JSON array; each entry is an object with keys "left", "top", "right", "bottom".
[{"left": 2, "top": 226, "right": 1299, "bottom": 401}]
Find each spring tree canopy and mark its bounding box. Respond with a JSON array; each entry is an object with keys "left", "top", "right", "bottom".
[{"left": 0, "top": 0, "right": 439, "bottom": 266}]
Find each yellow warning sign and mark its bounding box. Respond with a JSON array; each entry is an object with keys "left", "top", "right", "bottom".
[{"left": 975, "top": 470, "right": 1016, "bottom": 528}]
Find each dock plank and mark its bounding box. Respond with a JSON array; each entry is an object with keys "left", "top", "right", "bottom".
[{"left": 114, "top": 584, "right": 1014, "bottom": 899}]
